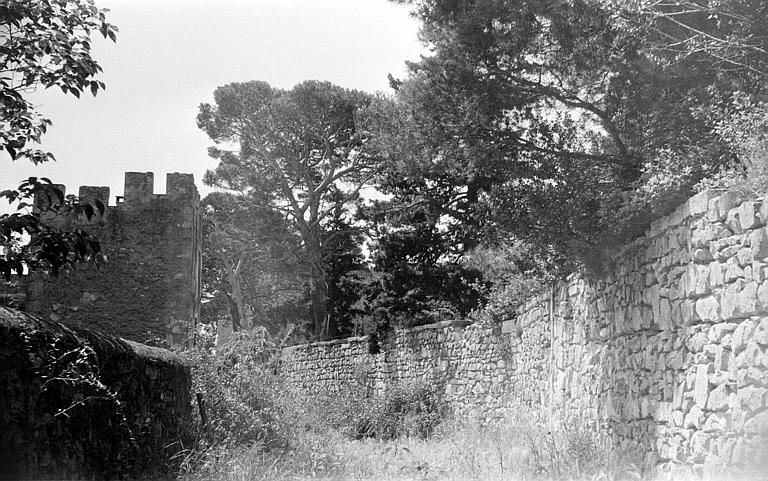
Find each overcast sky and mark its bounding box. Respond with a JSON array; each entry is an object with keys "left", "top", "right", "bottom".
[{"left": 2, "top": 0, "right": 424, "bottom": 209}]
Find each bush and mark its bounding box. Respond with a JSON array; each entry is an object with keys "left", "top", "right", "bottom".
[
  {"left": 702, "top": 92, "right": 768, "bottom": 197},
  {"left": 178, "top": 329, "right": 290, "bottom": 477},
  {"left": 345, "top": 381, "right": 446, "bottom": 441}
]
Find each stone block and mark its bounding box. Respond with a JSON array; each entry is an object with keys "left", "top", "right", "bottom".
[
  {"left": 744, "top": 411, "right": 768, "bottom": 434},
  {"left": 689, "top": 190, "right": 720, "bottom": 216},
  {"left": 726, "top": 208, "right": 744, "bottom": 234},
  {"left": 681, "top": 300, "right": 699, "bottom": 325},
  {"left": 656, "top": 401, "right": 673, "bottom": 423},
  {"left": 737, "top": 386, "right": 766, "bottom": 413},
  {"left": 659, "top": 298, "right": 673, "bottom": 330},
  {"left": 715, "top": 345, "right": 732, "bottom": 372},
  {"left": 709, "top": 192, "right": 743, "bottom": 223},
  {"left": 738, "top": 247, "right": 755, "bottom": 267},
  {"left": 758, "top": 281, "right": 768, "bottom": 312},
  {"left": 721, "top": 281, "right": 758, "bottom": 321},
  {"left": 732, "top": 320, "right": 757, "bottom": 354},
  {"left": 756, "top": 317, "right": 768, "bottom": 346},
  {"left": 692, "top": 248, "right": 714, "bottom": 263},
  {"left": 709, "top": 322, "right": 738, "bottom": 344},
  {"left": 690, "top": 431, "right": 711, "bottom": 462},
  {"left": 690, "top": 332, "right": 708, "bottom": 352},
  {"left": 754, "top": 262, "right": 768, "bottom": 283},
  {"left": 682, "top": 264, "right": 696, "bottom": 296},
  {"left": 672, "top": 410, "right": 685, "bottom": 427},
  {"left": 709, "top": 262, "right": 726, "bottom": 289},
  {"left": 694, "top": 364, "right": 713, "bottom": 409},
  {"left": 707, "top": 384, "right": 730, "bottom": 411},
  {"left": 500, "top": 320, "right": 517, "bottom": 335},
  {"left": 743, "top": 341, "right": 762, "bottom": 368},
  {"left": 673, "top": 382, "right": 686, "bottom": 410},
  {"left": 669, "top": 203, "right": 690, "bottom": 227},
  {"left": 696, "top": 296, "right": 720, "bottom": 323},
  {"left": 717, "top": 243, "right": 742, "bottom": 263},
  {"left": 703, "top": 412, "right": 730, "bottom": 432},
  {"left": 752, "top": 228, "right": 768, "bottom": 260},
  {"left": 685, "top": 404, "right": 704, "bottom": 429},
  {"left": 725, "top": 258, "right": 746, "bottom": 283},
  {"left": 695, "top": 264, "right": 713, "bottom": 295},
  {"left": 738, "top": 201, "right": 761, "bottom": 230},
  {"left": 667, "top": 350, "right": 684, "bottom": 370}
]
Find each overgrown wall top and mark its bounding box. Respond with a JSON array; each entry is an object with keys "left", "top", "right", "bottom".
[{"left": 0, "top": 307, "right": 191, "bottom": 480}]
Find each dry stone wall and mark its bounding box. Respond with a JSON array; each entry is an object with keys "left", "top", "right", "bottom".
[
  {"left": 545, "top": 189, "right": 768, "bottom": 478},
  {"left": 281, "top": 318, "right": 550, "bottom": 420},
  {"left": 281, "top": 189, "right": 768, "bottom": 477}
]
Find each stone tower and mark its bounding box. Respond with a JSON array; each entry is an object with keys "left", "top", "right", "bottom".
[{"left": 23, "top": 172, "right": 202, "bottom": 344}]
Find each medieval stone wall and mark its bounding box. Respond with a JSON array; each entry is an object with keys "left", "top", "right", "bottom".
[
  {"left": 20, "top": 172, "right": 202, "bottom": 343},
  {"left": 281, "top": 189, "right": 768, "bottom": 477}
]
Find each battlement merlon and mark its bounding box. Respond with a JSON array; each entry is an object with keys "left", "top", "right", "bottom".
[
  {"left": 167, "top": 173, "right": 199, "bottom": 201},
  {"left": 78, "top": 186, "right": 110, "bottom": 207},
  {"left": 32, "top": 184, "right": 66, "bottom": 213},
  {"left": 124, "top": 172, "right": 154, "bottom": 206}
]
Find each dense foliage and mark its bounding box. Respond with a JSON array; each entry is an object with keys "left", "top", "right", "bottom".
[
  {"left": 382, "top": 0, "right": 768, "bottom": 276},
  {"left": 201, "top": 191, "right": 304, "bottom": 335}
]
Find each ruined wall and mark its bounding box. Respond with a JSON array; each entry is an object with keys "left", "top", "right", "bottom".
[
  {"left": 281, "top": 189, "right": 768, "bottom": 477},
  {"left": 0, "top": 307, "right": 191, "bottom": 480},
  {"left": 21, "top": 172, "right": 202, "bottom": 343}
]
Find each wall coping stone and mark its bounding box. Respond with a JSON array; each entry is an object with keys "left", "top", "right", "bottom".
[
  {"left": 282, "top": 335, "right": 368, "bottom": 357},
  {"left": 403, "top": 319, "right": 472, "bottom": 333},
  {"left": 281, "top": 319, "right": 475, "bottom": 358}
]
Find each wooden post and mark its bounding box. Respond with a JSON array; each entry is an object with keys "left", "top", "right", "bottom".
[{"left": 196, "top": 392, "right": 209, "bottom": 437}]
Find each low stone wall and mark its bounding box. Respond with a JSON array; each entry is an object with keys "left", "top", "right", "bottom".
[
  {"left": 281, "top": 189, "right": 768, "bottom": 478},
  {"left": 0, "top": 307, "right": 191, "bottom": 480},
  {"left": 281, "top": 316, "right": 551, "bottom": 421}
]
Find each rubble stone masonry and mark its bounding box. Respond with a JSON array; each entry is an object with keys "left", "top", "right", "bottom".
[{"left": 281, "top": 189, "right": 768, "bottom": 477}]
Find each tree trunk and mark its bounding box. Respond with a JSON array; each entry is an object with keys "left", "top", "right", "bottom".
[
  {"left": 220, "top": 253, "right": 249, "bottom": 331},
  {"left": 304, "top": 229, "right": 329, "bottom": 340},
  {"left": 223, "top": 282, "right": 241, "bottom": 331},
  {"left": 309, "top": 262, "right": 328, "bottom": 339}
]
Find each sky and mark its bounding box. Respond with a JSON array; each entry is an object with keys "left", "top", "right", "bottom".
[{"left": 2, "top": 0, "right": 425, "bottom": 210}]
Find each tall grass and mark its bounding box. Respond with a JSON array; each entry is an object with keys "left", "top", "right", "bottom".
[
  {"left": 176, "top": 334, "right": 658, "bottom": 481},
  {"left": 178, "top": 413, "right": 652, "bottom": 481}
]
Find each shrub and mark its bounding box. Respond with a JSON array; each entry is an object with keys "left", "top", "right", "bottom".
[
  {"left": 345, "top": 381, "right": 446, "bottom": 441},
  {"left": 178, "top": 329, "right": 289, "bottom": 477},
  {"left": 702, "top": 92, "right": 768, "bottom": 197}
]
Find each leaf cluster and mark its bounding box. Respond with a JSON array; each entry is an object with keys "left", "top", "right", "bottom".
[
  {"left": 0, "top": 0, "right": 117, "bottom": 163},
  {"left": 1, "top": 177, "right": 105, "bottom": 279}
]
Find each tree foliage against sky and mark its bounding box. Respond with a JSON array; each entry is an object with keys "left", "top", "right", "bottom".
[
  {"left": 0, "top": 0, "right": 116, "bottom": 279},
  {"left": 198, "top": 80, "right": 382, "bottom": 339},
  {"left": 0, "top": 0, "right": 116, "bottom": 164}
]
